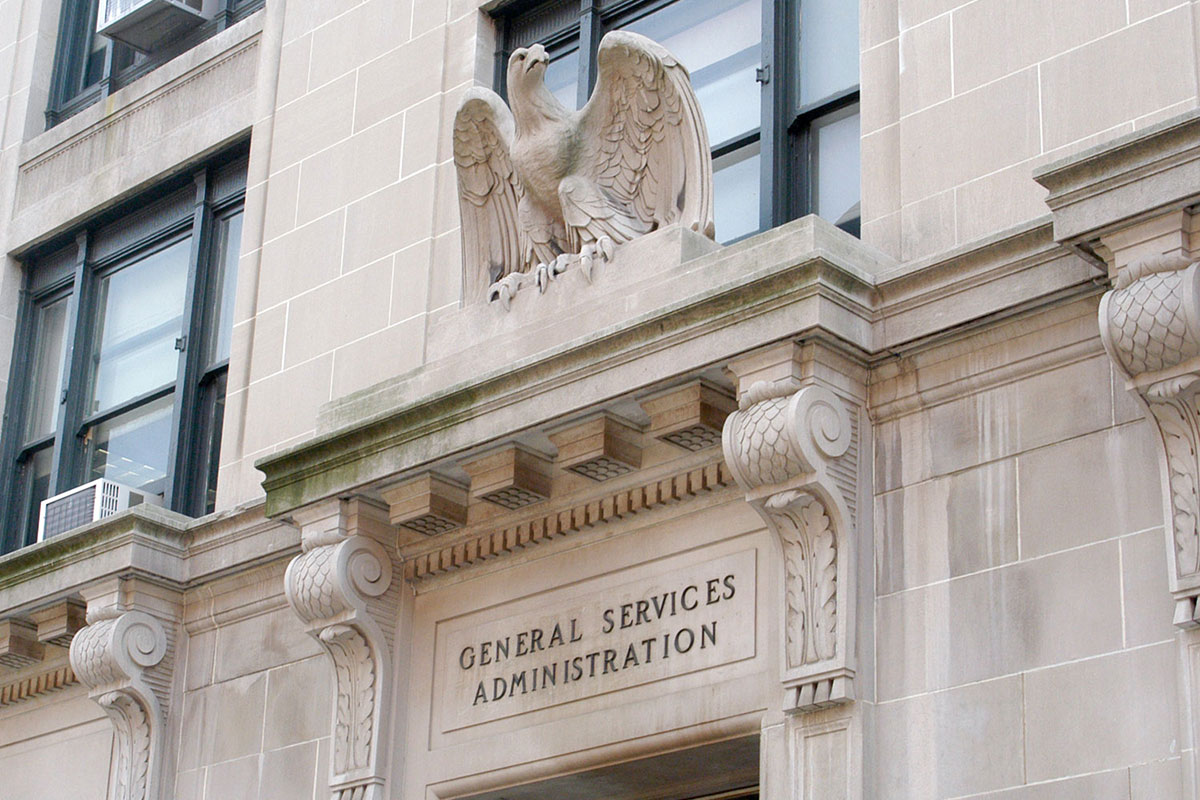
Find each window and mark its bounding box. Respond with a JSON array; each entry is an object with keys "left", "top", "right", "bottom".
[
  {"left": 47, "top": 0, "right": 266, "bottom": 127},
  {"left": 493, "top": 0, "right": 860, "bottom": 243},
  {"left": 0, "top": 148, "right": 248, "bottom": 552}
]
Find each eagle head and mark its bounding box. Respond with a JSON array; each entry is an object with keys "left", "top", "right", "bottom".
[{"left": 507, "top": 43, "right": 550, "bottom": 98}]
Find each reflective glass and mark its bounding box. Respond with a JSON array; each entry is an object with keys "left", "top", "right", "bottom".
[
  {"left": 24, "top": 297, "right": 69, "bottom": 442},
  {"left": 87, "top": 394, "right": 174, "bottom": 496},
  {"left": 200, "top": 371, "right": 227, "bottom": 515},
  {"left": 798, "top": 0, "right": 860, "bottom": 106},
  {"left": 546, "top": 48, "right": 581, "bottom": 109},
  {"left": 23, "top": 447, "right": 54, "bottom": 543},
  {"left": 713, "top": 141, "right": 760, "bottom": 242},
  {"left": 206, "top": 211, "right": 244, "bottom": 366},
  {"left": 621, "top": 0, "right": 761, "bottom": 146},
  {"left": 813, "top": 107, "right": 860, "bottom": 228},
  {"left": 89, "top": 238, "right": 190, "bottom": 414}
]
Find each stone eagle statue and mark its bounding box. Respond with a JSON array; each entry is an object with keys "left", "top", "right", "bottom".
[{"left": 453, "top": 31, "right": 715, "bottom": 308}]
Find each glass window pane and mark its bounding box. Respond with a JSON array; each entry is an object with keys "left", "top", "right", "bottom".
[
  {"left": 713, "top": 140, "right": 761, "bottom": 242},
  {"left": 620, "top": 0, "right": 761, "bottom": 146},
  {"left": 88, "top": 238, "right": 190, "bottom": 414},
  {"left": 87, "top": 393, "right": 174, "bottom": 496},
  {"left": 546, "top": 48, "right": 580, "bottom": 109},
  {"left": 24, "top": 297, "right": 70, "bottom": 442},
  {"left": 207, "top": 211, "right": 244, "bottom": 366},
  {"left": 813, "top": 107, "right": 860, "bottom": 228},
  {"left": 798, "top": 0, "right": 860, "bottom": 106},
  {"left": 21, "top": 447, "right": 54, "bottom": 545},
  {"left": 199, "top": 370, "right": 228, "bottom": 515}
]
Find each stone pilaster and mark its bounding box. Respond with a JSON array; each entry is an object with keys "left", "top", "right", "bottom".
[
  {"left": 68, "top": 578, "right": 181, "bottom": 800},
  {"left": 1096, "top": 211, "right": 1200, "bottom": 626},
  {"left": 722, "top": 341, "right": 867, "bottom": 800},
  {"left": 284, "top": 498, "right": 401, "bottom": 800}
]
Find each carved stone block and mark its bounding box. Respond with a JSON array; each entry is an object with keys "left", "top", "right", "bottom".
[
  {"left": 32, "top": 599, "right": 87, "bottom": 648},
  {"left": 462, "top": 445, "right": 552, "bottom": 509},
  {"left": 380, "top": 474, "right": 469, "bottom": 536},
  {"left": 285, "top": 499, "right": 400, "bottom": 800},
  {"left": 641, "top": 380, "right": 735, "bottom": 452},
  {"left": 1096, "top": 240, "right": 1200, "bottom": 626},
  {"left": 70, "top": 601, "right": 174, "bottom": 800},
  {"left": 722, "top": 344, "right": 861, "bottom": 715},
  {"left": 548, "top": 413, "right": 642, "bottom": 481},
  {"left": 0, "top": 619, "right": 44, "bottom": 670}
]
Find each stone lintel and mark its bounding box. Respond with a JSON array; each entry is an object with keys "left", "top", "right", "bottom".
[
  {"left": 0, "top": 619, "right": 44, "bottom": 671},
  {"left": 462, "top": 445, "right": 553, "bottom": 510},
  {"left": 640, "top": 380, "right": 735, "bottom": 453},
  {"left": 547, "top": 413, "right": 643, "bottom": 481},
  {"left": 380, "top": 474, "right": 469, "bottom": 536},
  {"left": 30, "top": 599, "right": 87, "bottom": 648}
]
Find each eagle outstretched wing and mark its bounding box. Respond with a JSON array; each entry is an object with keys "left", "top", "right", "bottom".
[
  {"left": 577, "top": 31, "right": 715, "bottom": 240},
  {"left": 452, "top": 88, "right": 524, "bottom": 285}
]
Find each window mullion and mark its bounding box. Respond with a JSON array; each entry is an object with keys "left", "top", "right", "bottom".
[
  {"left": 165, "top": 168, "right": 214, "bottom": 514},
  {"left": 758, "top": 0, "right": 784, "bottom": 228},
  {"left": 0, "top": 289, "right": 38, "bottom": 550},
  {"left": 51, "top": 230, "right": 93, "bottom": 496},
  {"left": 577, "top": 0, "right": 600, "bottom": 107}
]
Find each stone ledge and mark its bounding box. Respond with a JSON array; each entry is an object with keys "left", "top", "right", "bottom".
[
  {"left": 9, "top": 12, "right": 263, "bottom": 253},
  {"left": 1035, "top": 108, "right": 1200, "bottom": 245},
  {"left": 258, "top": 217, "right": 882, "bottom": 517}
]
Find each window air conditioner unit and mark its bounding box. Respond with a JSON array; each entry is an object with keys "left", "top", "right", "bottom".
[
  {"left": 37, "top": 478, "right": 162, "bottom": 542},
  {"left": 97, "top": 0, "right": 207, "bottom": 55}
]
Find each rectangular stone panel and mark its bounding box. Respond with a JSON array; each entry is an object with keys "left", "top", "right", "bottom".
[
  {"left": 433, "top": 549, "right": 756, "bottom": 732},
  {"left": 1024, "top": 642, "right": 1179, "bottom": 781}
]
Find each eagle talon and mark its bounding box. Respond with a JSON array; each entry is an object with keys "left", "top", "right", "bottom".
[{"left": 597, "top": 235, "right": 614, "bottom": 262}]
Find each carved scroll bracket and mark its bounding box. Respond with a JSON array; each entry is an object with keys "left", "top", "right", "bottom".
[
  {"left": 284, "top": 498, "right": 401, "bottom": 800},
  {"left": 1098, "top": 237, "right": 1200, "bottom": 627},
  {"left": 721, "top": 342, "right": 863, "bottom": 713},
  {"left": 68, "top": 578, "right": 180, "bottom": 800}
]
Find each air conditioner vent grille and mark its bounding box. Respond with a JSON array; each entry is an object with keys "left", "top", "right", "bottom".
[
  {"left": 42, "top": 489, "right": 96, "bottom": 539},
  {"left": 99, "top": 481, "right": 121, "bottom": 516}
]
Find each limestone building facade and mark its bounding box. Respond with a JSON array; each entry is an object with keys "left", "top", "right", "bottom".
[{"left": 0, "top": 1, "right": 1198, "bottom": 799}]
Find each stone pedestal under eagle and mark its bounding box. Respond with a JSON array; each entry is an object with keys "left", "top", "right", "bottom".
[{"left": 453, "top": 31, "right": 715, "bottom": 309}]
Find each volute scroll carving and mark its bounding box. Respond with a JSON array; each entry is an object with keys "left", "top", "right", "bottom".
[
  {"left": 284, "top": 501, "right": 400, "bottom": 800},
  {"left": 1099, "top": 253, "right": 1200, "bottom": 626},
  {"left": 723, "top": 379, "right": 858, "bottom": 712},
  {"left": 69, "top": 609, "right": 171, "bottom": 800}
]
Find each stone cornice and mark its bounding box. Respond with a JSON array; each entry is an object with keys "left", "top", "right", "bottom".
[
  {"left": 257, "top": 219, "right": 881, "bottom": 517},
  {"left": 0, "top": 506, "right": 190, "bottom": 617},
  {"left": 1035, "top": 109, "right": 1200, "bottom": 245}
]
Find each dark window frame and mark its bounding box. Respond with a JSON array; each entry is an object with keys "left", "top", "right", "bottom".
[
  {"left": 492, "top": 0, "right": 860, "bottom": 239},
  {"left": 0, "top": 144, "right": 249, "bottom": 553},
  {"left": 46, "top": 0, "right": 266, "bottom": 128}
]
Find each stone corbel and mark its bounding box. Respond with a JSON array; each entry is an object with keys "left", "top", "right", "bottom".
[
  {"left": 721, "top": 342, "right": 861, "bottom": 712},
  {"left": 284, "top": 498, "right": 400, "bottom": 800},
  {"left": 1098, "top": 227, "right": 1200, "bottom": 626},
  {"left": 68, "top": 579, "right": 180, "bottom": 800}
]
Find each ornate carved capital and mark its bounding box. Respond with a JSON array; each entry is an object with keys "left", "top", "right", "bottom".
[
  {"left": 69, "top": 607, "right": 172, "bottom": 800},
  {"left": 1099, "top": 252, "right": 1200, "bottom": 626},
  {"left": 723, "top": 376, "right": 859, "bottom": 712},
  {"left": 284, "top": 499, "right": 400, "bottom": 800}
]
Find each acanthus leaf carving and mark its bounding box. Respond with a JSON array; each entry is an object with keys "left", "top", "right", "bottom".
[
  {"left": 1099, "top": 255, "right": 1200, "bottom": 625},
  {"left": 722, "top": 379, "right": 858, "bottom": 712},
  {"left": 284, "top": 505, "right": 397, "bottom": 800}
]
